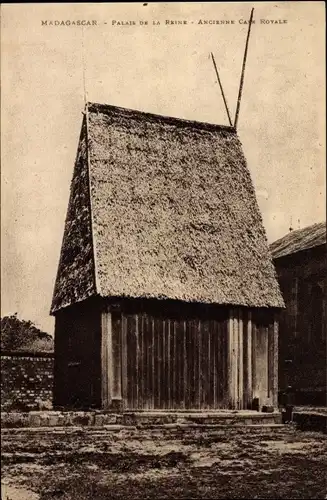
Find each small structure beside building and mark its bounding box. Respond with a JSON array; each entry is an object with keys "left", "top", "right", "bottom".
[
  {"left": 51, "top": 102, "right": 284, "bottom": 412},
  {"left": 270, "top": 222, "right": 326, "bottom": 405}
]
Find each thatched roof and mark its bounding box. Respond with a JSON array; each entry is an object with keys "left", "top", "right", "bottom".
[
  {"left": 270, "top": 221, "right": 326, "bottom": 260},
  {"left": 51, "top": 102, "right": 284, "bottom": 314}
]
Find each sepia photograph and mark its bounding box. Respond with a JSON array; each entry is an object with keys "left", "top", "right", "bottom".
[{"left": 1, "top": 2, "right": 326, "bottom": 499}]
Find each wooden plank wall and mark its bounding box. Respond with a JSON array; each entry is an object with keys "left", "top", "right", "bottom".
[
  {"left": 251, "top": 310, "right": 277, "bottom": 408},
  {"left": 112, "top": 311, "right": 229, "bottom": 410},
  {"left": 228, "top": 308, "right": 277, "bottom": 410},
  {"left": 102, "top": 304, "right": 278, "bottom": 411}
]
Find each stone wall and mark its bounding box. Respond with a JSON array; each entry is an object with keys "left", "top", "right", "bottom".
[{"left": 1, "top": 352, "right": 54, "bottom": 411}]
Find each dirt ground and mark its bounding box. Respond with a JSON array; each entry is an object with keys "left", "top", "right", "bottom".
[{"left": 1, "top": 424, "right": 327, "bottom": 499}]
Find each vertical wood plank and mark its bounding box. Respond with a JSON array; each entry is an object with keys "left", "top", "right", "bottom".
[
  {"left": 214, "top": 317, "right": 221, "bottom": 408},
  {"left": 183, "top": 320, "right": 189, "bottom": 409},
  {"left": 179, "top": 319, "right": 184, "bottom": 409},
  {"left": 126, "top": 315, "right": 131, "bottom": 408},
  {"left": 147, "top": 314, "right": 152, "bottom": 410},
  {"left": 135, "top": 314, "right": 140, "bottom": 408},
  {"left": 177, "top": 318, "right": 184, "bottom": 409},
  {"left": 246, "top": 311, "right": 252, "bottom": 409},
  {"left": 101, "top": 311, "right": 108, "bottom": 409},
  {"left": 233, "top": 313, "right": 239, "bottom": 409},
  {"left": 268, "top": 321, "right": 274, "bottom": 400},
  {"left": 227, "top": 308, "right": 234, "bottom": 409},
  {"left": 101, "top": 310, "right": 112, "bottom": 409},
  {"left": 131, "top": 314, "right": 137, "bottom": 409},
  {"left": 147, "top": 313, "right": 153, "bottom": 410},
  {"left": 187, "top": 318, "right": 195, "bottom": 408},
  {"left": 158, "top": 317, "right": 164, "bottom": 409},
  {"left": 176, "top": 319, "right": 181, "bottom": 409},
  {"left": 201, "top": 319, "right": 209, "bottom": 409},
  {"left": 220, "top": 315, "right": 229, "bottom": 408},
  {"left": 111, "top": 312, "right": 122, "bottom": 401},
  {"left": 161, "top": 319, "right": 166, "bottom": 409},
  {"left": 144, "top": 314, "right": 149, "bottom": 409},
  {"left": 185, "top": 320, "right": 189, "bottom": 409},
  {"left": 195, "top": 319, "right": 201, "bottom": 409},
  {"left": 167, "top": 319, "right": 171, "bottom": 409},
  {"left": 220, "top": 317, "right": 224, "bottom": 407},
  {"left": 153, "top": 316, "right": 159, "bottom": 408},
  {"left": 175, "top": 318, "right": 178, "bottom": 410},
  {"left": 272, "top": 316, "right": 279, "bottom": 408},
  {"left": 163, "top": 319, "right": 170, "bottom": 409},
  {"left": 225, "top": 315, "right": 229, "bottom": 406},
  {"left": 199, "top": 319, "right": 204, "bottom": 409},
  {"left": 238, "top": 309, "right": 244, "bottom": 410},
  {"left": 126, "top": 314, "right": 136, "bottom": 409},
  {"left": 208, "top": 319, "right": 213, "bottom": 408},
  {"left": 172, "top": 320, "right": 176, "bottom": 410},
  {"left": 251, "top": 319, "right": 257, "bottom": 401},
  {"left": 151, "top": 317, "right": 155, "bottom": 409},
  {"left": 220, "top": 316, "right": 224, "bottom": 408},
  {"left": 216, "top": 318, "right": 221, "bottom": 406},
  {"left": 154, "top": 318, "right": 162, "bottom": 408},
  {"left": 138, "top": 314, "right": 143, "bottom": 409},
  {"left": 121, "top": 314, "right": 128, "bottom": 409}
]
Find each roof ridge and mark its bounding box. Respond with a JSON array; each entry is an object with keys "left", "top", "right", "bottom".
[
  {"left": 272, "top": 221, "right": 326, "bottom": 245},
  {"left": 270, "top": 221, "right": 326, "bottom": 260},
  {"left": 87, "top": 101, "right": 237, "bottom": 134}
]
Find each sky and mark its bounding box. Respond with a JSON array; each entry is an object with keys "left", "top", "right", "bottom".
[{"left": 1, "top": 2, "right": 325, "bottom": 335}]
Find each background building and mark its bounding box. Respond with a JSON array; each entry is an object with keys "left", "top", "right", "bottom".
[{"left": 270, "top": 221, "right": 326, "bottom": 405}]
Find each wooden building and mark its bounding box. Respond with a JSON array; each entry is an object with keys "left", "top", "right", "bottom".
[
  {"left": 51, "top": 102, "right": 284, "bottom": 411},
  {"left": 270, "top": 222, "right": 326, "bottom": 405}
]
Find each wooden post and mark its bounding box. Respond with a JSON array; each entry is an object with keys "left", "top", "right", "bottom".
[
  {"left": 198, "top": 319, "right": 202, "bottom": 409},
  {"left": 252, "top": 320, "right": 257, "bottom": 400},
  {"left": 246, "top": 311, "right": 252, "bottom": 408},
  {"left": 121, "top": 315, "right": 128, "bottom": 409},
  {"left": 233, "top": 312, "right": 238, "bottom": 408},
  {"left": 167, "top": 320, "right": 171, "bottom": 409},
  {"left": 151, "top": 318, "right": 155, "bottom": 409},
  {"left": 183, "top": 320, "right": 187, "bottom": 409},
  {"left": 234, "top": 8, "right": 255, "bottom": 129},
  {"left": 238, "top": 310, "right": 244, "bottom": 409},
  {"left": 272, "top": 315, "right": 279, "bottom": 408},
  {"left": 210, "top": 52, "right": 233, "bottom": 127},
  {"left": 101, "top": 309, "right": 112, "bottom": 409},
  {"left": 227, "top": 309, "right": 235, "bottom": 409},
  {"left": 135, "top": 314, "right": 139, "bottom": 409}
]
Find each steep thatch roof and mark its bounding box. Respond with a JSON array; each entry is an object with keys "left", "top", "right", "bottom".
[
  {"left": 270, "top": 221, "right": 326, "bottom": 260},
  {"left": 51, "top": 102, "right": 284, "bottom": 314}
]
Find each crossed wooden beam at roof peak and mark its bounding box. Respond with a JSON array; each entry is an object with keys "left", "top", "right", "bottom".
[{"left": 211, "top": 8, "right": 254, "bottom": 129}]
